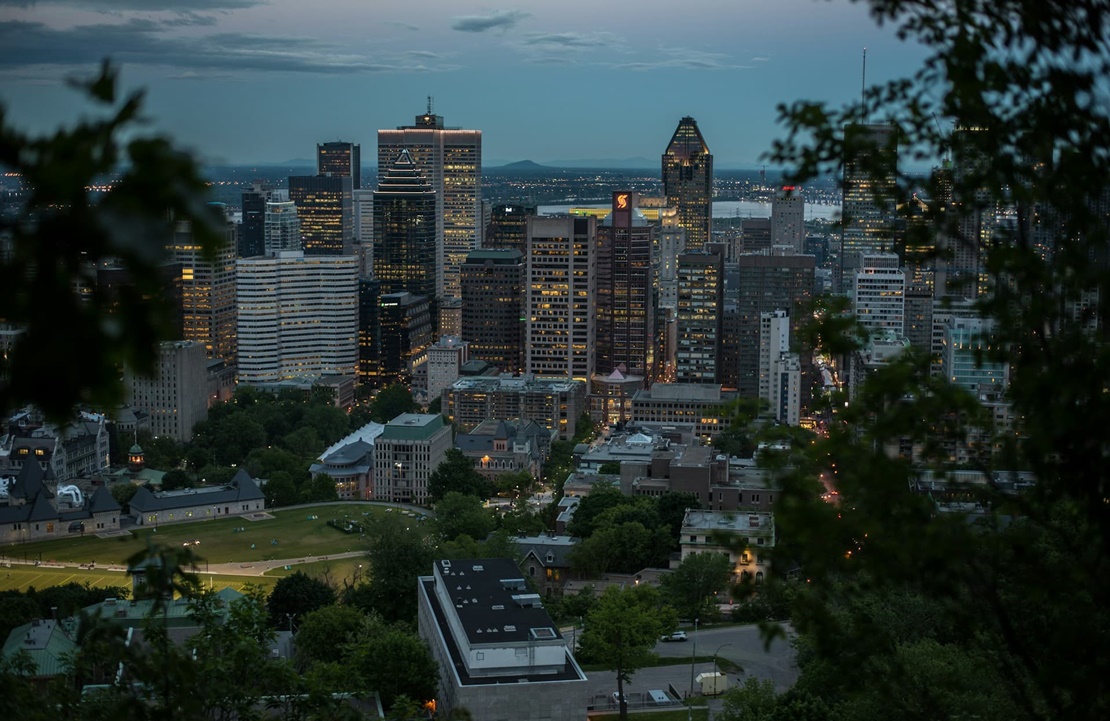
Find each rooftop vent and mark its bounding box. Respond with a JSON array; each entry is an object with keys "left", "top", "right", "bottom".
[
  {"left": 472, "top": 564, "right": 484, "bottom": 572},
  {"left": 501, "top": 577, "right": 527, "bottom": 591},
  {"left": 442, "top": 559, "right": 452, "bottom": 568},
  {"left": 530, "top": 627, "right": 557, "bottom": 640},
  {"left": 504, "top": 625, "right": 517, "bottom": 632},
  {"left": 492, "top": 604, "right": 505, "bottom": 611}
]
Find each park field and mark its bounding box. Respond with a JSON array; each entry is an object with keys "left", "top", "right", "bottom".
[
  {"left": 0, "top": 562, "right": 279, "bottom": 595},
  {"left": 0, "top": 503, "right": 400, "bottom": 566}
]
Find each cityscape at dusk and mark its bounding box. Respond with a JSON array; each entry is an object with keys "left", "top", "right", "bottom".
[{"left": 1, "top": 3, "right": 1107, "bottom": 721}]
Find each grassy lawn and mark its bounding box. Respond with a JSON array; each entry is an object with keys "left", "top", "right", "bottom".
[
  {"left": 590, "top": 709, "right": 708, "bottom": 721},
  {"left": 0, "top": 503, "right": 398, "bottom": 567},
  {"left": 263, "top": 557, "right": 364, "bottom": 585},
  {"left": 0, "top": 563, "right": 278, "bottom": 595},
  {"left": 580, "top": 655, "right": 718, "bottom": 673}
]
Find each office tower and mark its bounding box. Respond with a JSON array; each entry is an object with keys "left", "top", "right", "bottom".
[
  {"left": 853, "top": 253, "right": 906, "bottom": 338},
  {"left": 485, "top": 204, "right": 536, "bottom": 254},
  {"left": 373, "top": 149, "right": 437, "bottom": 303},
  {"left": 840, "top": 124, "right": 898, "bottom": 291},
  {"left": 354, "top": 189, "right": 375, "bottom": 276},
  {"left": 378, "top": 108, "right": 482, "bottom": 335},
  {"left": 740, "top": 218, "right": 772, "bottom": 255},
  {"left": 236, "top": 252, "right": 359, "bottom": 384},
  {"left": 377, "top": 292, "right": 433, "bottom": 388},
  {"left": 662, "top": 117, "right": 713, "bottom": 251},
  {"left": 426, "top": 336, "right": 469, "bottom": 402},
  {"left": 288, "top": 174, "right": 354, "bottom": 255},
  {"left": 357, "top": 278, "right": 381, "bottom": 385},
  {"left": 317, "top": 141, "right": 361, "bottom": 189},
  {"left": 126, "top": 340, "right": 208, "bottom": 442},
  {"left": 734, "top": 255, "right": 816, "bottom": 398},
  {"left": 166, "top": 215, "right": 237, "bottom": 364},
  {"left": 374, "top": 413, "right": 452, "bottom": 504},
  {"left": 938, "top": 126, "right": 993, "bottom": 299},
  {"left": 771, "top": 188, "right": 805, "bottom": 254},
  {"left": 655, "top": 208, "right": 686, "bottom": 312},
  {"left": 525, "top": 216, "right": 596, "bottom": 382},
  {"left": 240, "top": 183, "right": 272, "bottom": 258},
  {"left": 942, "top": 316, "right": 1009, "bottom": 393},
  {"left": 595, "top": 192, "right": 654, "bottom": 379},
  {"left": 264, "top": 200, "right": 300, "bottom": 254},
  {"left": 769, "top": 352, "right": 802, "bottom": 426},
  {"left": 460, "top": 248, "right": 525, "bottom": 374},
  {"left": 675, "top": 249, "right": 723, "bottom": 383},
  {"left": 758, "top": 310, "right": 791, "bottom": 402}
]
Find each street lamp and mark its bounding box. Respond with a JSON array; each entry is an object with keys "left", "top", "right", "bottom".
[
  {"left": 688, "top": 617, "right": 699, "bottom": 721},
  {"left": 712, "top": 642, "right": 733, "bottom": 677}
]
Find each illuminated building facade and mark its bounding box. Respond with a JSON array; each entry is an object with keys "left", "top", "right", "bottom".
[
  {"left": 235, "top": 252, "right": 359, "bottom": 384},
  {"left": 373, "top": 149, "right": 437, "bottom": 303},
  {"left": 840, "top": 124, "right": 898, "bottom": 291},
  {"left": 674, "top": 249, "right": 723, "bottom": 383},
  {"left": 240, "top": 183, "right": 272, "bottom": 258},
  {"left": 288, "top": 174, "right": 354, "bottom": 256},
  {"left": 662, "top": 117, "right": 713, "bottom": 251},
  {"left": 485, "top": 204, "right": 535, "bottom": 254},
  {"left": 460, "top": 249, "right": 525, "bottom": 374},
  {"left": 165, "top": 215, "right": 237, "bottom": 365},
  {"left": 376, "top": 292, "right": 433, "bottom": 388},
  {"left": 595, "top": 192, "right": 654, "bottom": 379},
  {"left": 853, "top": 253, "right": 906, "bottom": 338},
  {"left": 264, "top": 200, "right": 300, "bottom": 254},
  {"left": 378, "top": 109, "right": 482, "bottom": 335},
  {"left": 317, "top": 141, "right": 361, "bottom": 189},
  {"left": 525, "top": 216, "right": 596, "bottom": 382}
]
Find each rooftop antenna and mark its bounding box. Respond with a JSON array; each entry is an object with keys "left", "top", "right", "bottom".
[
  {"left": 861, "top": 48, "right": 868, "bottom": 121},
  {"left": 427, "top": 95, "right": 434, "bottom": 115}
]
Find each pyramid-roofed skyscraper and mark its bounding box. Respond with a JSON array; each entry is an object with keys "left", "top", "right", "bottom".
[
  {"left": 662, "top": 117, "right": 714, "bottom": 251},
  {"left": 373, "top": 149, "right": 438, "bottom": 303}
]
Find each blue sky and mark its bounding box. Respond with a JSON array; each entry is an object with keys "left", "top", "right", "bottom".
[{"left": 0, "top": 1, "right": 927, "bottom": 167}]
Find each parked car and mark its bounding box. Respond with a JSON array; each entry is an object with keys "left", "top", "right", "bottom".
[{"left": 660, "top": 631, "right": 688, "bottom": 642}]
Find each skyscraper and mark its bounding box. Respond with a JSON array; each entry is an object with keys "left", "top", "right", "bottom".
[
  {"left": 236, "top": 252, "right": 359, "bottom": 384},
  {"left": 264, "top": 200, "right": 300, "bottom": 254},
  {"left": 840, "top": 124, "right": 898, "bottom": 291},
  {"left": 771, "top": 188, "right": 805, "bottom": 254},
  {"left": 165, "top": 213, "right": 237, "bottom": 364},
  {"left": 239, "top": 183, "right": 272, "bottom": 258},
  {"left": 662, "top": 117, "right": 713, "bottom": 251},
  {"left": 460, "top": 248, "right": 526, "bottom": 374},
  {"left": 675, "top": 249, "right": 723, "bottom": 383},
  {"left": 595, "top": 192, "right": 654, "bottom": 379},
  {"left": 852, "top": 253, "right": 906, "bottom": 338},
  {"left": 526, "top": 216, "right": 596, "bottom": 382},
  {"left": 485, "top": 204, "right": 536, "bottom": 254},
  {"left": 373, "top": 149, "right": 437, "bottom": 304},
  {"left": 317, "top": 141, "right": 361, "bottom": 190},
  {"left": 288, "top": 174, "right": 354, "bottom": 256},
  {"left": 378, "top": 108, "right": 482, "bottom": 335},
  {"left": 126, "top": 340, "right": 209, "bottom": 442}
]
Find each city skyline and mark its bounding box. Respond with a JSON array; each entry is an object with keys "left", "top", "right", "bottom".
[{"left": 0, "top": 1, "right": 927, "bottom": 167}]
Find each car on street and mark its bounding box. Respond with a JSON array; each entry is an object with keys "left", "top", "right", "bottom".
[{"left": 660, "top": 631, "right": 688, "bottom": 642}]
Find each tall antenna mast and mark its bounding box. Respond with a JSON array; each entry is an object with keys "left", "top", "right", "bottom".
[
  {"left": 427, "top": 95, "right": 434, "bottom": 115},
  {"left": 861, "top": 48, "right": 868, "bottom": 120}
]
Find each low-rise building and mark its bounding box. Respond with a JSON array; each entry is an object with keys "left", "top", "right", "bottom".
[
  {"left": 417, "top": 558, "right": 588, "bottom": 721},
  {"left": 309, "top": 422, "right": 385, "bottom": 500},
  {"left": 127, "top": 469, "right": 265, "bottom": 526},
  {"left": 443, "top": 375, "right": 587, "bottom": 441},
  {"left": 455, "top": 419, "right": 552, "bottom": 482},
  {"left": 514, "top": 534, "right": 577, "bottom": 597},
  {"left": 0, "top": 460, "right": 121, "bottom": 544},
  {"left": 629, "top": 383, "right": 733, "bottom": 441},
  {"left": 679, "top": 509, "right": 775, "bottom": 583}
]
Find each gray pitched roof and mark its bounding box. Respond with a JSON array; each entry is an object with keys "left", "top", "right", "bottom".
[
  {"left": 87, "top": 485, "right": 121, "bottom": 514},
  {"left": 130, "top": 471, "right": 265, "bottom": 513},
  {"left": 11, "top": 460, "right": 51, "bottom": 501}
]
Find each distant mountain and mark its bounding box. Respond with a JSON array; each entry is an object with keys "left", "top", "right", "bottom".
[{"left": 498, "top": 159, "right": 548, "bottom": 170}]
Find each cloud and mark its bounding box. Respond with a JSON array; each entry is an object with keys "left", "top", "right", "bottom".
[
  {"left": 450, "top": 10, "right": 528, "bottom": 33},
  {"left": 0, "top": 19, "right": 450, "bottom": 75},
  {"left": 611, "top": 47, "right": 751, "bottom": 71},
  {"left": 522, "top": 31, "right": 617, "bottom": 49},
  {"left": 0, "top": 0, "right": 263, "bottom": 8},
  {"left": 751, "top": 56, "right": 770, "bottom": 63},
  {"left": 385, "top": 21, "right": 420, "bottom": 32}
]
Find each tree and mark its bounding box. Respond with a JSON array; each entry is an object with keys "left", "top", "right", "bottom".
[
  {"left": 763, "top": 2, "right": 1110, "bottom": 719},
  {"left": 159, "top": 468, "right": 194, "bottom": 491},
  {"left": 300, "top": 473, "right": 339, "bottom": 504},
  {"left": 0, "top": 61, "right": 222, "bottom": 420},
  {"left": 568, "top": 521, "right": 672, "bottom": 576},
  {"left": 370, "top": 384, "right": 418, "bottom": 423},
  {"left": 360, "top": 514, "right": 435, "bottom": 624},
  {"left": 263, "top": 470, "right": 299, "bottom": 508},
  {"left": 564, "top": 484, "right": 625, "bottom": 538},
  {"left": 109, "top": 482, "right": 139, "bottom": 511},
  {"left": 426, "top": 448, "right": 492, "bottom": 502},
  {"left": 656, "top": 491, "right": 701, "bottom": 543},
  {"left": 661, "top": 552, "right": 733, "bottom": 621},
  {"left": 577, "top": 585, "right": 676, "bottom": 720},
  {"left": 432, "top": 492, "right": 495, "bottom": 542},
  {"left": 349, "top": 626, "right": 439, "bottom": 710},
  {"left": 717, "top": 678, "right": 778, "bottom": 721},
  {"left": 267, "top": 571, "right": 336, "bottom": 628},
  {"left": 294, "top": 604, "right": 367, "bottom": 670}
]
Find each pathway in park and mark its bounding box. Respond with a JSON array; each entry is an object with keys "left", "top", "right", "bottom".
[{"left": 202, "top": 550, "right": 366, "bottom": 576}]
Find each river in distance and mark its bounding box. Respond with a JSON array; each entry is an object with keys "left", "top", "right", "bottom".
[{"left": 538, "top": 200, "right": 840, "bottom": 221}]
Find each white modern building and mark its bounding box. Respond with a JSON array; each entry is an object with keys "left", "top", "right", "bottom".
[
  {"left": 126, "top": 340, "right": 209, "bottom": 442},
  {"left": 525, "top": 216, "right": 596, "bottom": 382},
  {"left": 426, "top": 336, "right": 469, "bottom": 402},
  {"left": 236, "top": 252, "right": 359, "bottom": 384},
  {"left": 757, "top": 310, "right": 791, "bottom": 402},
  {"left": 263, "top": 200, "right": 300, "bottom": 254},
  {"left": 853, "top": 253, "right": 906, "bottom": 338}
]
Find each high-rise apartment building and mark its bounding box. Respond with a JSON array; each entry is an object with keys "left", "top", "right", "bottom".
[
  {"left": 853, "top": 253, "right": 906, "bottom": 338},
  {"left": 771, "top": 188, "right": 805, "bottom": 254},
  {"left": 595, "top": 192, "right": 654, "bottom": 379},
  {"left": 236, "top": 252, "right": 359, "bottom": 384},
  {"left": 675, "top": 249, "right": 723, "bottom": 383},
  {"left": 165, "top": 215, "right": 237, "bottom": 364},
  {"left": 353, "top": 189, "right": 375, "bottom": 276},
  {"left": 734, "top": 254, "right": 815, "bottom": 398},
  {"left": 662, "top": 117, "right": 713, "bottom": 251},
  {"left": 374, "top": 149, "right": 437, "bottom": 304},
  {"left": 526, "top": 216, "right": 596, "bottom": 382},
  {"left": 317, "top": 141, "right": 361, "bottom": 189},
  {"left": 378, "top": 109, "right": 482, "bottom": 335},
  {"left": 126, "top": 340, "right": 209, "bottom": 442},
  {"left": 841, "top": 124, "right": 898, "bottom": 291},
  {"left": 758, "top": 310, "right": 791, "bottom": 402},
  {"left": 240, "top": 183, "right": 272, "bottom": 258},
  {"left": 288, "top": 174, "right": 354, "bottom": 256},
  {"left": 460, "top": 249, "right": 525, "bottom": 374},
  {"left": 264, "top": 200, "right": 300, "bottom": 254},
  {"left": 426, "top": 336, "right": 469, "bottom": 403}
]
